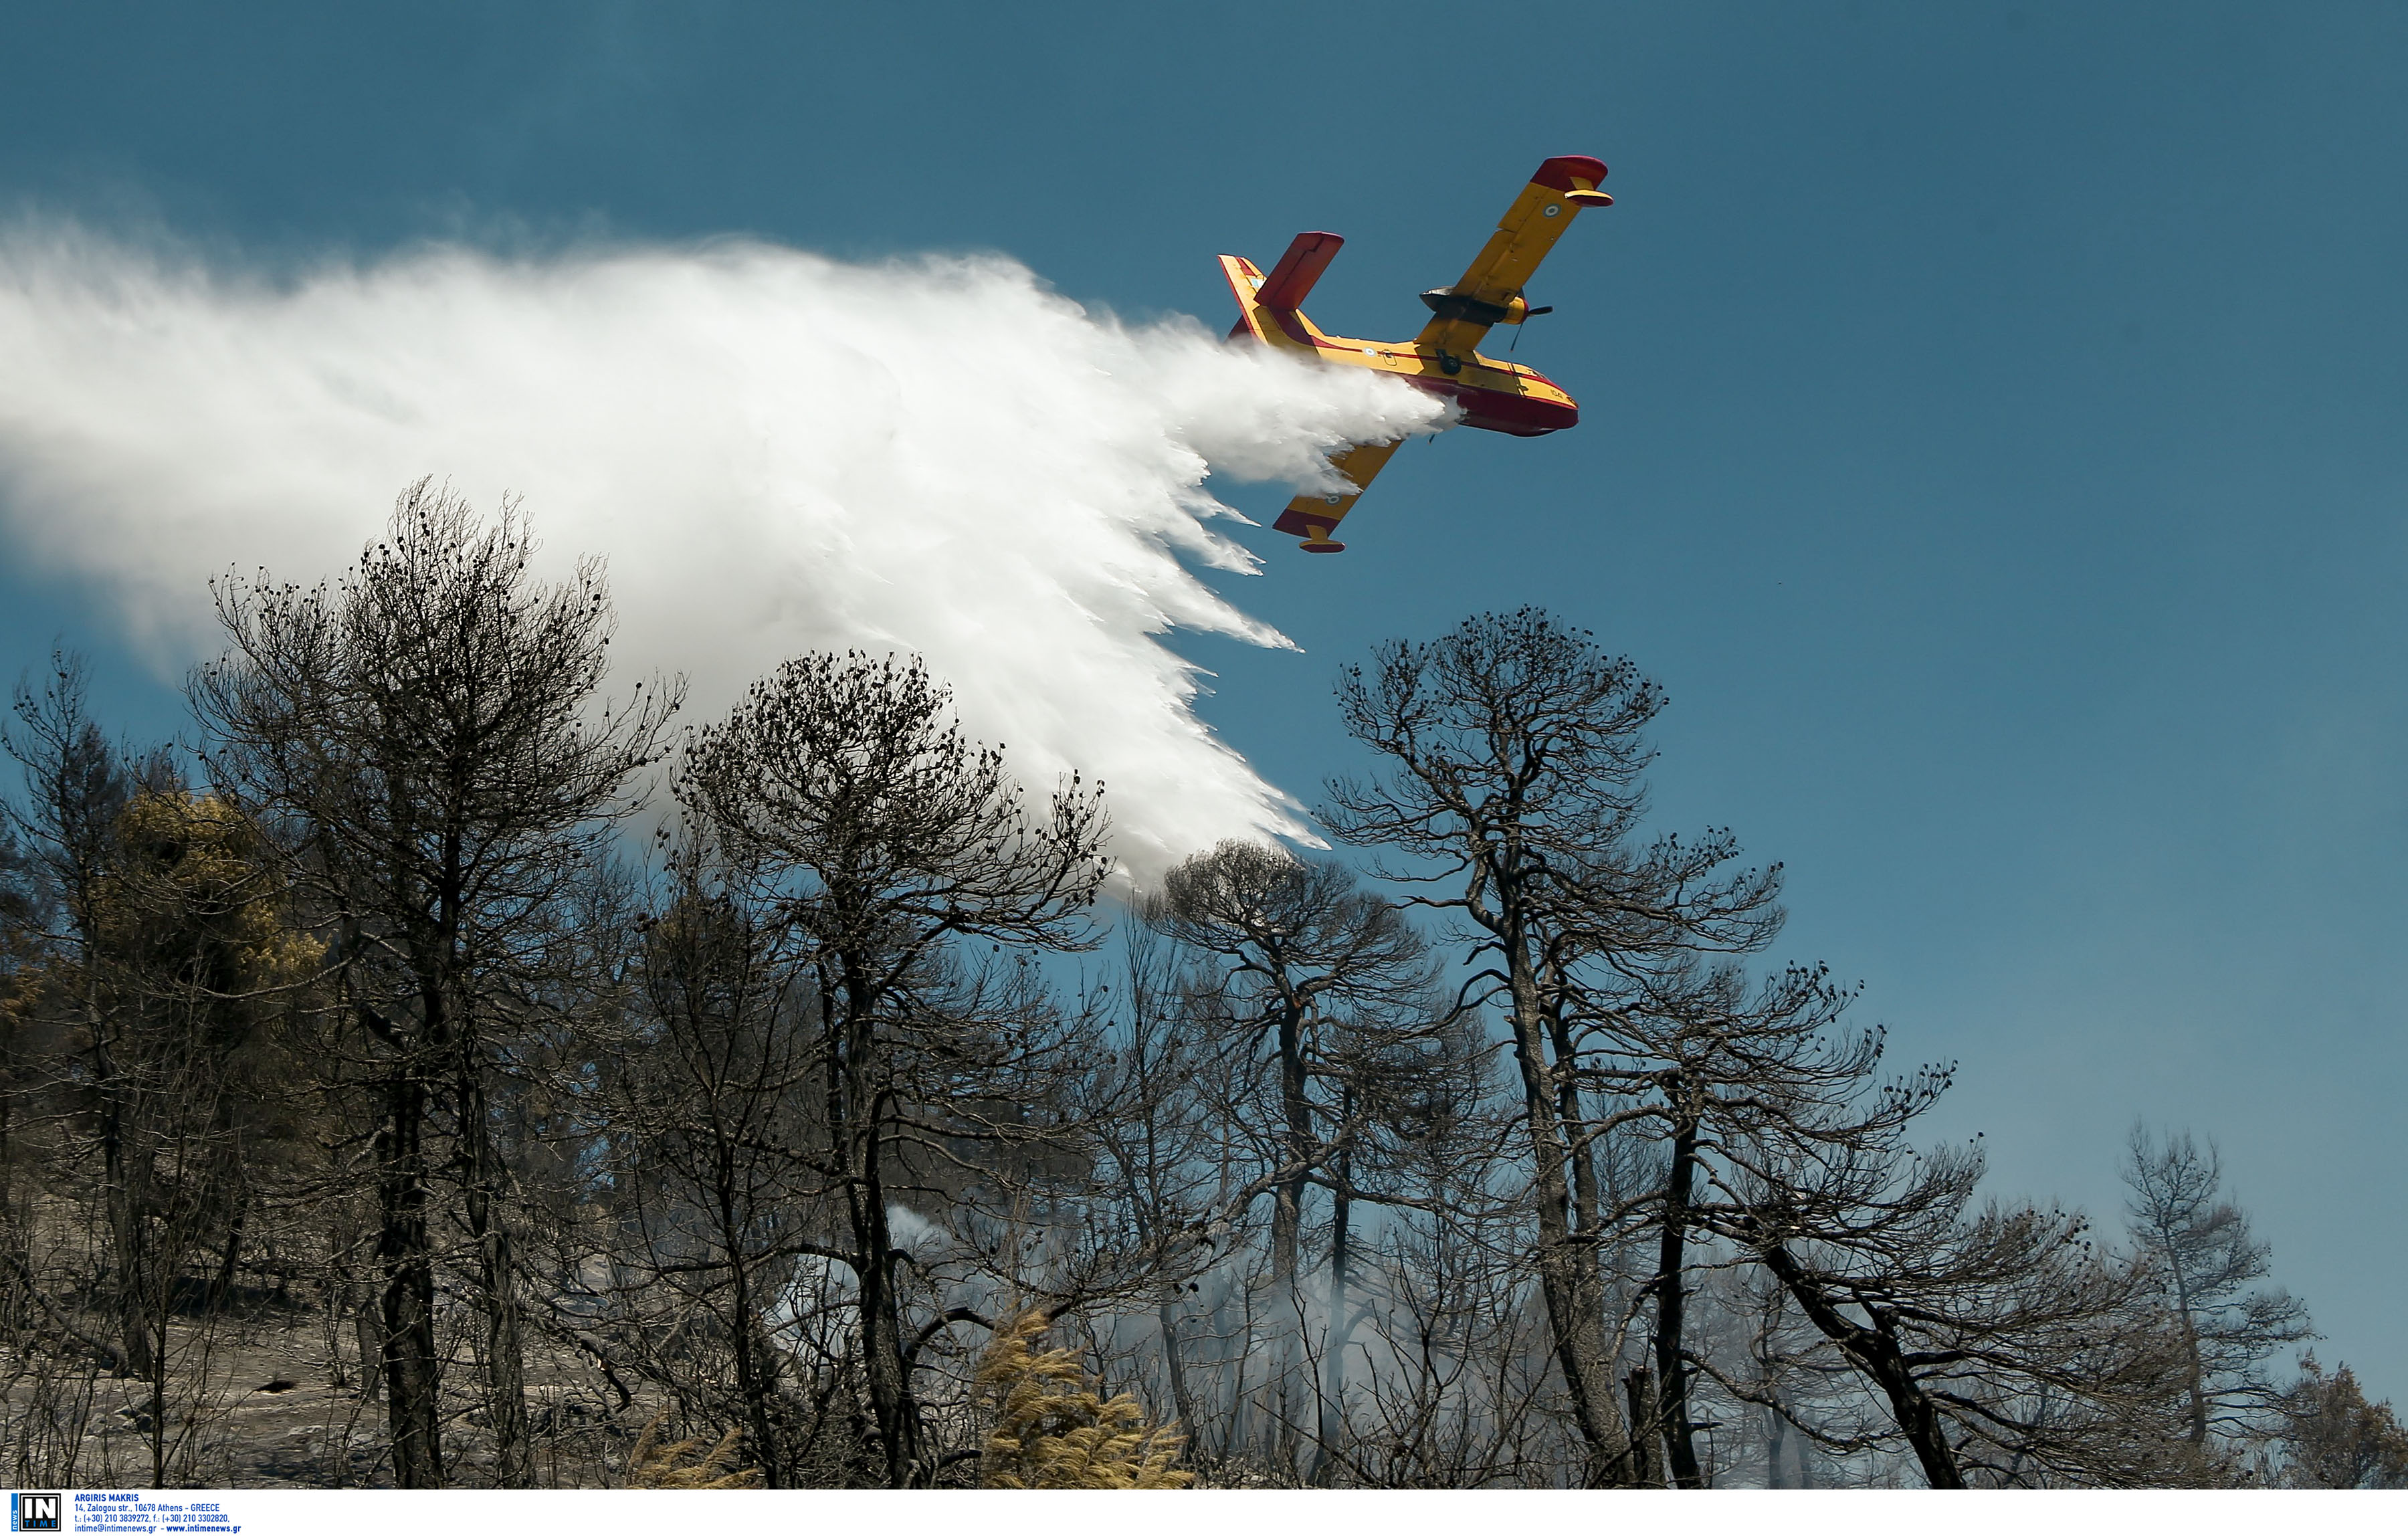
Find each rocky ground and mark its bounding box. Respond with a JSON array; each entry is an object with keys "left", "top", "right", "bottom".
[{"left": 6, "top": 1309, "right": 638, "bottom": 1490}]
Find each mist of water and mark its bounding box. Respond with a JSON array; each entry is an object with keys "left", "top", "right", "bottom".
[{"left": 0, "top": 225, "right": 1454, "bottom": 877}]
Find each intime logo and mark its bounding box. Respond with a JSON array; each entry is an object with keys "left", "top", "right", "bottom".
[{"left": 9, "top": 1494, "right": 61, "bottom": 1532}]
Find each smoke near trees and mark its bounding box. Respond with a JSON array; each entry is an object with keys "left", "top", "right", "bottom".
[{"left": 0, "top": 489, "right": 2387, "bottom": 1489}]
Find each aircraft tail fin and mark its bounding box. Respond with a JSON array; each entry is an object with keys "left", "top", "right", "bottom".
[{"left": 1219, "top": 231, "right": 1344, "bottom": 347}]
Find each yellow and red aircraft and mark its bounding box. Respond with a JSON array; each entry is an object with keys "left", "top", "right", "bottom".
[{"left": 1220, "top": 154, "right": 1611, "bottom": 552}]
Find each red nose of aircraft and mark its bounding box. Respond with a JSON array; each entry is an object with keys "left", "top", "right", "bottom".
[{"left": 1431, "top": 379, "right": 1579, "bottom": 437}]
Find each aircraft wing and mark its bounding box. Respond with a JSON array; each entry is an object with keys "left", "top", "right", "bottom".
[
  {"left": 1270, "top": 438, "right": 1404, "bottom": 552},
  {"left": 1414, "top": 155, "right": 1609, "bottom": 358}
]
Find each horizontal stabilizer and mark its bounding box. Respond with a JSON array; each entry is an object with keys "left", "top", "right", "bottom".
[{"left": 1256, "top": 231, "right": 1344, "bottom": 311}]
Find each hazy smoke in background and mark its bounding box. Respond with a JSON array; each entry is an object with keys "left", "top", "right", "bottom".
[{"left": 0, "top": 225, "right": 1453, "bottom": 877}]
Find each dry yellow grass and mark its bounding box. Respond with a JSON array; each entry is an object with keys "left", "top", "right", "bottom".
[
  {"left": 625, "top": 1413, "right": 763, "bottom": 1489},
  {"left": 975, "top": 1308, "right": 1193, "bottom": 1489}
]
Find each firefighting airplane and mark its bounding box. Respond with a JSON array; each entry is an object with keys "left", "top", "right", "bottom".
[{"left": 1219, "top": 154, "right": 1610, "bottom": 552}]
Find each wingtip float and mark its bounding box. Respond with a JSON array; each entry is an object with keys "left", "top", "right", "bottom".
[{"left": 1218, "top": 155, "right": 1611, "bottom": 554}]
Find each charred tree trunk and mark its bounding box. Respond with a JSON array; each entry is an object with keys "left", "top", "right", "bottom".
[
  {"left": 376, "top": 1064, "right": 443, "bottom": 1488},
  {"left": 207, "top": 1195, "right": 247, "bottom": 1312},
  {"left": 1504, "top": 928, "right": 1631, "bottom": 1486},
  {"left": 2166, "top": 1260, "right": 2211, "bottom": 1447},
  {"left": 460, "top": 1079, "right": 532, "bottom": 1488},
  {"left": 1623, "top": 1366, "right": 1662, "bottom": 1487},
  {"left": 839, "top": 973, "right": 923, "bottom": 1488},
  {"left": 720, "top": 1181, "right": 787, "bottom": 1488},
  {"left": 1270, "top": 991, "right": 1312, "bottom": 1475},
  {"left": 1653, "top": 1114, "right": 1704, "bottom": 1487},
  {"left": 1157, "top": 1294, "right": 1197, "bottom": 1449},
  {"left": 95, "top": 1021, "right": 157, "bottom": 1382},
  {"left": 1312, "top": 1127, "right": 1352, "bottom": 1485},
  {"left": 0, "top": 1049, "right": 23, "bottom": 1332},
  {"left": 1752, "top": 1237, "right": 1965, "bottom": 1489},
  {"left": 348, "top": 1223, "right": 385, "bottom": 1402}
]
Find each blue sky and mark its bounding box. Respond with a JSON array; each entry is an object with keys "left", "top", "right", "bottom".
[{"left": 4, "top": 2, "right": 2403, "bottom": 1391}]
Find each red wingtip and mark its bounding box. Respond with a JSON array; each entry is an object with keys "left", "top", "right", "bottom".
[{"left": 1532, "top": 155, "right": 1608, "bottom": 191}]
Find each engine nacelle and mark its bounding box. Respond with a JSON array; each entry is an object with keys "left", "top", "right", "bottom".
[{"left": 1418, "top": 290, "right": 1555, "bottom": 326}]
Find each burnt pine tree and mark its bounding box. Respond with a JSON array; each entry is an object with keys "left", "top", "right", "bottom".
[
  {"left": 191, "top": 480, "right": 678, "bottom": 1487},
  {"left": 1585, "top": 955, "right": 1868, "bottom": 1487},
  {"left": 5, "top": 661, "right": 322, "bottom": 1486},
  {"left": 1076, "top": 924, "right": 1218, "bottom": 1443},
  {"left": 1144, "top": 839, "right": 1453, "bottom": 1479},
  {"left": 1322, "top": 610, "right": 1781, "bottom": 1487},
  {"left": 675, "top": 651, "right": 1110, "bottom": 1488},
  {"left": 2121, "top": 1124, "right": 2310, "bottom": 1463},
  {"left": 1716, "top": 1122, "right": 2193, "bottom": 1485},
  {"left": 91, "top": 787, "right": 319, "bottom": 1487},
  {"left": 2268, "top": 1355, "right": 2408, "bottom": 1488},
  {"left": 2, "top": 657, "right": 150, "bottom": 1379},
  {"left": 604, "top": 830, "right": 833, "bottom": 1488}
]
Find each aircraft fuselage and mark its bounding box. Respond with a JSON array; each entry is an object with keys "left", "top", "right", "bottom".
[{"left": 1223, "top": 255, "right": 1579, "bottom": 436}]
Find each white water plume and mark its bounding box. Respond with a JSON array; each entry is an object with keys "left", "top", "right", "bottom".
[{"left": 0, "top": 225, "right": 1453, "bottom": 878}]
